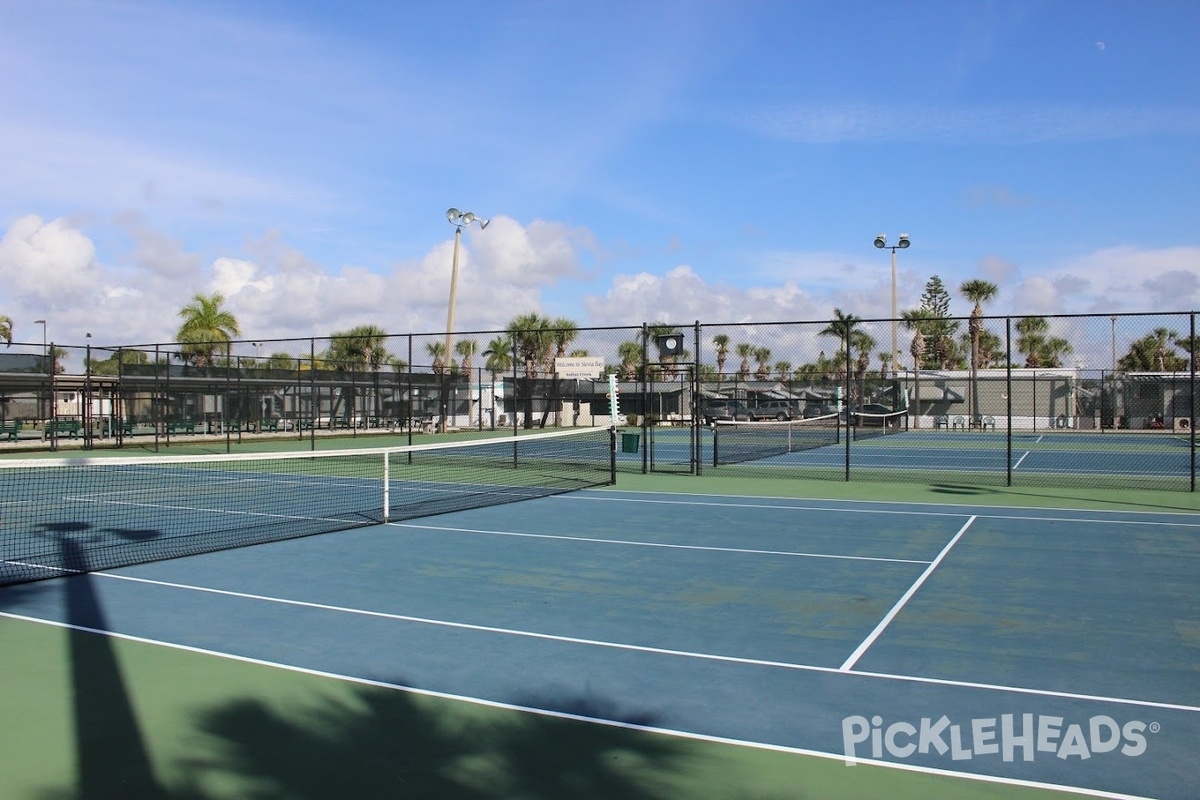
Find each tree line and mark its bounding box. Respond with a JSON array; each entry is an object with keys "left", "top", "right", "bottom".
[{"left": 3, "top": 286, "right": 1199, "bottom": 381}]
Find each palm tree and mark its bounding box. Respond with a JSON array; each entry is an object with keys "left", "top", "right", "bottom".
[
  {"left": 902, "top": 308, "right": 934, "bottom": 427},
  {"left": 425, "top": 341, "right": 446, "bottom": 375},
  {"left": 0, "top": 315, "right": 12, "bottom": 346},
  {"left": 1175, "top": 334, "right": 1200, "bottom": 371},
  {"left": 323, "top": 325, "right": 391, "bottom": 425},
  {"left": 774, "top": 361, "right": 792, "bottom": 383},
  {"left": 1015, "top": 316, "right": 1051, "bottom": 367},
  {"left": 712, "top": 334, "right": 730, "bottom": 381},
  {"left": 550, "top": 317, "right": 578, "bottom": 361},
  {"left": 175, "top": 293, "right": 240, "bottom": 367},
  {"left": 851, "top": 330, "right": 876, "bottom": 406},
  {"left": 960, "top": 279, "right": 999, "bottom": 419},
  {"left": 819, "top": 309, "right": 861, "bottom": 389},
  {"left": 455, "top": 338, "right": 479, "bottom": 424},
  {"left": 506, "top": 312, "right": 557, "bottom": 427},
  {"left": 735, "top": 343, "right": 754, "bottom": 381},
  {"left": 483, "top": 335, "right": 513, "bottom": 380},
  {"left": 1119, "top": 328, "right": 1186, "bottom": 372},
  {"left": 753, "top": 347, "right": 771, "bottom": 380},
  {"left": 617, "top": 340, "right": 642, "bottom": 381},
  {"left": 878, "top": 352, "right": 892, "bottom": 380}
]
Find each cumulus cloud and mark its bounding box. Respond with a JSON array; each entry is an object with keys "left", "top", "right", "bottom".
[
  {"left": 0, "top": 215, "right": 101, "bottom": 301},
  {"left": 582, "top": 264, "right": 827, "bottom": 326}
]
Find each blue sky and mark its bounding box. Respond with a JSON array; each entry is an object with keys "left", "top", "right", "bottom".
[{"left": 0, "top": 0, "right": 1198, "bottom": 350}]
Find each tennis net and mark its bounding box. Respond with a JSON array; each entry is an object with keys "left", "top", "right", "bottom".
[
  {"left": 849, "top": 409, "right": 908, "bottom": 441},
  {"left": 0, "top": 427, "right": 616, "bottom": 586},
  {"left": 712, "top": 414, "right": 841, "bottom": 465}
]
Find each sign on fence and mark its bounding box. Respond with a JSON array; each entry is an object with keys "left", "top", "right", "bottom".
[{"left": 555, "top": 356, "right": 605, "bottom": 379}]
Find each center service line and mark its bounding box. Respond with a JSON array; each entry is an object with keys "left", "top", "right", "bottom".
[{"left": 839, "top": 515, "right": 977, "bottom": 672}]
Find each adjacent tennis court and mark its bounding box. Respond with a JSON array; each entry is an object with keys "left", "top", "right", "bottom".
[{"left": 2, "top": 429, "right": 1198, "bottom": 799}]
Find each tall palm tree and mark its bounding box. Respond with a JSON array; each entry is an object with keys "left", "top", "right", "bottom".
[
  {"left": 550, "top": 317, "right": 578, "bottom": 360},
  {"left": 507, "top": 312, "right": 557, "bottom": 428},
  {"left": 774, "top": 361, "right": 792, "bottom": 383},
  {"left": 902, "top": 308, "right": 934, "bottom": 427},
  {"left": 712, "top": 334, "right": 730, "bottom": 381},
  {"left": 175, "top": 293, "right": 240, "bottom": 367},
  {"left": 455, "top": 338, "right": 479, "bottom": 424},
  {"left": 878, "top": 352, "right": 892, "bottom": 380},
  {"left": 819, "top": 309, "right": 861, "bottom": 392},
  {"left": 960, "top": 279, "right": 999, "bottom": 419}
]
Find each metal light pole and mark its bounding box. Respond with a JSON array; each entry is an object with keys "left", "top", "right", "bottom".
[
  {"left": 1110, "top": 316, "right": 1117, "bottom": 373},
  {"left": 873, "top": 233, "right": 911, "bottom": 371},
  {"left": 443, "top": 208, "right": 489, "bottom": 432},
  {"left": 34, "top": 319, "right": 47, "bottom": 422}
]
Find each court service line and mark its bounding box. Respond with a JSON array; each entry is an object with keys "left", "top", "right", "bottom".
[
  {"left": 388, "top": 522, "right": 932, "bottom": 564},
  {"left": 0, "top": 611, "right": 1160, "bottom": 800},
  {"left": 80, "top": 571, "right": 1200, "bottom": 714},
  {"left": 568, "top": 491, "right": 1200, "bottom": 527},
  {"left": 839, "top": 515, "right": 977, "bottom": 672}
]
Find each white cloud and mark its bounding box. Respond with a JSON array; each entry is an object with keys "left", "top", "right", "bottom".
[{"left": 0, "top": 214, "right": 101, "bottom": 302}]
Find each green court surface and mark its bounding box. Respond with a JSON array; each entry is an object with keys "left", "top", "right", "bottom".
[{"left": 0, "top": 615, "right": 1100, "bottom": 800}]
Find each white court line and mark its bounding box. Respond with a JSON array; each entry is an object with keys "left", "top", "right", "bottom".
[
  {"left": 389, "top": 522, "right": 932, "bottom": 564},
  {"left": 839, "top": 516, "right": 977, "bottom": 672},
  {"left": 566, "top": 492, "right": 1200, "bottom": 527},
  {"left": 0, "top": 611, "right": 1159, "bottom": 800},
  {"left": 1012, "top": 451, "right": 1031, "bottom": 469},
  {"left": 57, "top": 571, "right": 1200, "bottom": 714}
]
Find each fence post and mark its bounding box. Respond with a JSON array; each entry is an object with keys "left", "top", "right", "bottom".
[{"left": 1006, "top": 317, "right": 1013, "bottom": 486}]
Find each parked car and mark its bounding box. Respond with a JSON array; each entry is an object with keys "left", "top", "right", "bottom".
[
  {"left": 748, "top": 400, "right": 797, "bottom": 420},
  {"left": 701, "top": 400, "right": 751, "bottom": 423},
  {"left": 802, "top": 400, "right": 836, "bottom": 418}
]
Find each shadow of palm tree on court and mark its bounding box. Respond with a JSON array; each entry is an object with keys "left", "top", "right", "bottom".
[{"left": 167, "top": 681, "right": 692, "bottom": 800}]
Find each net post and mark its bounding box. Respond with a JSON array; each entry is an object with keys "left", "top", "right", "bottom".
[
  {"left": 383, "top": 450, "right": 391, "bottom": 522},
  {"left": 609, "top": 427, "right": 617, "bottom": 484}
]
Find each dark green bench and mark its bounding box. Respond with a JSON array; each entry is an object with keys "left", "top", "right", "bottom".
[
  {"left": 260, "top": 418, "right": 281, "bottom": 433},
  {"left": 167, "top": 419, "right": 197, "bottom": 435},
  {"left": 0, "top": 420, "right": 20, "bottom": 441},
  {"left": 47, "top": 419, "right": 82, "bottom": 437}
]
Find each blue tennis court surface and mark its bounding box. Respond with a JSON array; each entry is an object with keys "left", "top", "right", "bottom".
[{"left": 2, "top": 489, "right": 1197, "bottom": 798}]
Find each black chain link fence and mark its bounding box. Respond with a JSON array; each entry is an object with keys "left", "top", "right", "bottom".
[{"left": 1, "top": 313, "right": 1195, "bottom": 490}]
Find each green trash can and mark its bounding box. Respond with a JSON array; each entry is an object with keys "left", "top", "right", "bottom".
[{"left": 621, "top": 432, "right": 640, "bottom": 453}]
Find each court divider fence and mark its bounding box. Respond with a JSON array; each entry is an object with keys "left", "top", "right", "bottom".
[{"left": 0, "top": 311, "right": 1195, "bottom": 490}]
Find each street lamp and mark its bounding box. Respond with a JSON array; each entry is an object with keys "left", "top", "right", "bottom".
[
  {"left": 874, "top": 233, "right": 910, "bottom": 371},
  {"left": 443, "top": 208, "right": 490, "bottom": 432}
]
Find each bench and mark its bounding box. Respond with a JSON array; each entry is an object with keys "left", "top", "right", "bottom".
[
  {"left": 0, "top": 420, "right": 20, "bottom": 441},
  {"left": 167, "top": 419, "right": 197, "bottom": 435},
  {"left": 260, "top": 418, "right": 281, "bottom": 433},
  {"left": 47, "top": 419, "right": 82, "bottom": 437}
]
